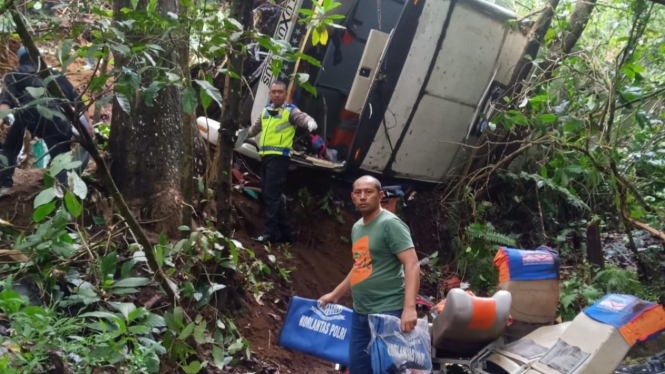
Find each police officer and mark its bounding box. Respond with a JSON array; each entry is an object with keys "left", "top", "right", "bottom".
[{"left": 245, "top": 81, "right": 317, "bottom": 244}]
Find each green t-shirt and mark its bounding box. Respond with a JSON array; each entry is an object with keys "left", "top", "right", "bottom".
[{"left": 349, "top": 210, "right": 415, "bottom": 315}]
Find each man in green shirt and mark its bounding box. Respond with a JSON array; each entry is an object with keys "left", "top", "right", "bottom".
[{"left": 319, "top": 176, "right": 420, "bottom": 374}]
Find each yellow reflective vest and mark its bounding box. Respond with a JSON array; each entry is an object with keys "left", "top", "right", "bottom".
[{"left": 259, "top": 104, "right": 297, "bottom": 157}]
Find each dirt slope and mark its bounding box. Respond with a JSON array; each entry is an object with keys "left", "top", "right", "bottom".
[{"left": 230, "top": 192, "right": 356, "bottom": 374}]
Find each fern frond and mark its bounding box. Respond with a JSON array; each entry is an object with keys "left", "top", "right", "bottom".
[
  {"left": 500, "top": 171, "right": 590, "bottom": 211},
  {"left": 467, "top": 224, "right": 517, "bottom": 247},
  {"left": 484, "top": 230, "right": 518, "bottom": 246}
]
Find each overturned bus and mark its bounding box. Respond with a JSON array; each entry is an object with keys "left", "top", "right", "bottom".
[{"left": 200, "top": 0, "right": 530, "bottom": 183}]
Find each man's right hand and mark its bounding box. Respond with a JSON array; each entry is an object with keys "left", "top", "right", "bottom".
[{"left": 318, "top": 292, "right": 339, "bottom": 308}]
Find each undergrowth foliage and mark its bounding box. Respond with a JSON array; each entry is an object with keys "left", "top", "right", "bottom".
[
  {"left": 0, "top": 155, "right": 276, "bottom": 372},
  {"left": 431, "top": 0, "right": 665, "bottom": 319},
  {"left": 0, "top": 0, "right": 343, "bottom": 371}
]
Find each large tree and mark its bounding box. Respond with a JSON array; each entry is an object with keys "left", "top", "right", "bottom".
[{"left": 110, "top": 0, "right": 183, "bottom": 237}]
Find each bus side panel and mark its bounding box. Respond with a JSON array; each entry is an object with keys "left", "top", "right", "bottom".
[
  {"left": 358, "top": 0, "right": 452, "bottom": 174},
  {"left": 251, "top": 0, "right": 307, "bottom": 124},
  {"left": 388, "top": 2, "right": 515, "bottom": 181},
  {"left": 345, "top": 0, "right": 425, "bottom": 174},
  {"left": 495, "top": 28, "right": 528, "bottom": 85}
]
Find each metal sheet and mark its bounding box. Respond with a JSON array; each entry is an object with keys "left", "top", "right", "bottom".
[
  {"left": 360, "top": 0, "right": 451, "bottom": 173},
  {"left": 495, "top": 28, "right": 529, "bottom": 85},
  {"left": 390, "top": 94, "right": 476, "bottom": 180},
  {"left": 425, "top": 2, "right": 506, "bottom": 107}
]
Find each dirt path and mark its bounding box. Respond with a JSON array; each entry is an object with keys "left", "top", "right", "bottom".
[{"left": 230, "top": 192, "right": 356, "bottom": 373}]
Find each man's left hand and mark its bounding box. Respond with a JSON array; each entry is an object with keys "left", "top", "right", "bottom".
[{"left": 400, "top": 307, "right": 418, "bottom": 333}]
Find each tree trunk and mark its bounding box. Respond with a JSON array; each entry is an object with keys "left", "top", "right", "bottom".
[
  {"left": 542, "top": 0, "right": 598, "bottom": 79},
  {"left": 507, "top": 0, "right": 561, "bottom": 94},
  {"left": 586, "top": 219, "right": 604, "bottom": 274},
  {"left": 110, "top": 0, "right": 183, "bottom": 237},
  {"left": 215, "top": 0, "right": 252, "bottom": 236},
  {"left": 213, "top": 0, "right": 253, "bottom": 315}
]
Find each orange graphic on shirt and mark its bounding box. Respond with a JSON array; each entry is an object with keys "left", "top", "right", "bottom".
[{"left": 351, "top": 236, "right": 373, "bottom": 285}]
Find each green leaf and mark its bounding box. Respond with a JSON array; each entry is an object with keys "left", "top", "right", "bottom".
[
  {"left": 128, "top": 325, "right": 151, "bottom": 335},
  {"left": 66, "top": 288, "right": 100, "bottom": 305},
  {"left": 540, "top": 167, "right": 548, "bottom": 179},
  {"left": 193, "top": 323, "right": 206, "bottom": 344},
  {"left": 50, "top": 152, "right": 73, "bottom": 177},
  {"left": 34, "top": 188, "right": 56, "bottom": 208},
  {"left": 81, "top": 311, "right": 120, "bottom": 321},
  {"left": 144, "top": 81, "right": 166, "bottom": 107},
  {"left": 228, "top": 339, "right": 244, "bottom": 354},
  {"left": 131, "top": 0, "right": 138, "bottom": 9},
  {"left": 111, "top": 287, "right": 139, "bottom": 295},
  {"left": 96, "top": 95, "right": 114, "bottom": 112},
  {"left": 270, "top": 59, "right": 283, "bottom": 81},
  {"left": 26, "top": 87, "right": 45, "bottom": 98},
  {"left": 155, "top": 246, "right": 164, "bottom": 267},
  {"left": 182, "top": 86, "right": 197, "bottom": 114},
  {"left": 110, "top": 44, "right": 131, "bottom": 57},
  {"left": 89, "top": 75, "right": 111, "bottom": 94},
  {"left": 68, "top": 172, "right": 88, "bottom": 200},
  {"left": 180, "top": 322, "right": 195, "bottom": 340},
  {"left": 36, "top": 105, "right": 66, "bottom": 122},
  {"left": 565, "top": 165, "right": 583, "bottom": 175},
  {"left": 65, "top": 192, "right": 83, "bottom": 217},
  {"left": 112, "top": 277, "right": 151, "bottom": 288},
  {"left": 319, "top": 27, "right": 329, "bottom": 45},
  {"left": 561, "top": 293, "right": 577, "bottom": 309},
  {"left": 182, "top": 361, "right": 202, "bottom": 374},
  {"left": 509, "top": 113, "right": 528, "bottom": 126},
  {"left": 294, "top": 52, "right": 321, "bottom": 68},
  {"left": 143, "top": 314, "right": 166, "bottom": 328},
  {"left": 212, "top": 345, "right": 225, "bottom": 369},
  {"left": 326, "top": 14, "right": 346, "bottom": 20},
  {"left": 52, "top": 241, "right": 76, "bottom": 257},
  {"left": 101, "top": 251, "right": 118, "bottom": 282},
  {"left": 194, "top": 80, "right": 223, "bottom": 110},
  {"left": 300, "top": 81, "right": 318, "bottom": 97},
  {"left": 121, "top": 259, "right": 137, "bottom": 279},
  {"left": 116, "top": 94, "right": 131, "bottom": 114},
  {"left": 33, "top": 201, "right": 56, "bottom": 222},
  {"left": 229, "top": 240, "right": 239, "bottom": 265},
  {"left": 312, "top": 28, "right": 320, "bottom": 46},
  {"left": 108, "top": 302, "right": 136, "bottom": 321},
  {"left": 537, "top": 114, "right": 557, "bottom": 123},
  {"left": 147, "top": 0, "right": 157, "bottom": 13}
]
